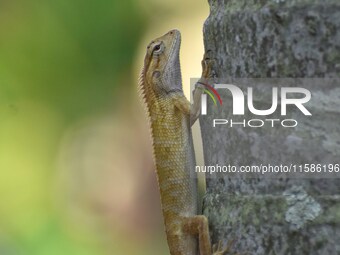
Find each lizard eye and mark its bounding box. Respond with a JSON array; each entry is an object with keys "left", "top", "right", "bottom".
[{"left": 153, "top": 44, "right": 162, "bottom": 53}]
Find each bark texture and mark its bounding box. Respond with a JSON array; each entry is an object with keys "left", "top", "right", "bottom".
[{"left": 200, "top": 1, "right": 340, "bottom": 254}]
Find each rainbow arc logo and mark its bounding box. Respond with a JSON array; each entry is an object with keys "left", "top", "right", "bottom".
[{"left": 197, "top": 82, "right": 223, "bottom": 106}]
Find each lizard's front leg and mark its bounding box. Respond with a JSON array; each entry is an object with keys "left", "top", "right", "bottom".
[
  {"left": 190, "top": 51, "right": 216, "bottom": 125},
  {"left": 172, "top": 53, "right": 216, "bottom": 125}
]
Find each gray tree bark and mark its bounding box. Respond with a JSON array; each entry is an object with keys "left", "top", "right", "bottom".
[{"left": 200, "top": 0, "right": 340, "bottom": 254}]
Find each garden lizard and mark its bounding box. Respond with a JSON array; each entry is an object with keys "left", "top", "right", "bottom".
[{"left": 139, "top": 29, "right": 229, "bottom": 255}]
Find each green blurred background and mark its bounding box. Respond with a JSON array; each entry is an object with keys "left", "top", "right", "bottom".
[{"left": 0, "top": 0, "right": 207, "bottom": 254}]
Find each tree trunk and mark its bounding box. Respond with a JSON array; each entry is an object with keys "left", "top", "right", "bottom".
[{"left": 200, "top": 0, "right": 340, "bottom": 254}]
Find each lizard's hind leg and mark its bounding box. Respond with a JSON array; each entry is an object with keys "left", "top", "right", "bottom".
[{"left": 183, "top": 216, "right": 231, "bottom": 255}]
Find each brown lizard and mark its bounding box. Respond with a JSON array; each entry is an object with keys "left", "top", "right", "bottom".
[{"left": 139, "top": 29, "right": 230, "bottom": 255}]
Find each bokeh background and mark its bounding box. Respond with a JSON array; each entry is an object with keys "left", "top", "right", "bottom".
[{"left": 0, "top": 0, "right": 208, "bottom": 254}]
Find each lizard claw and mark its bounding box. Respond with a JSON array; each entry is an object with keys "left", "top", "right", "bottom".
[
  {"left": 212, "top": 240, "right": 238, "bottom": 255},
  {"left": 201, "top": 50, "right": 216, "bottom": 79}
]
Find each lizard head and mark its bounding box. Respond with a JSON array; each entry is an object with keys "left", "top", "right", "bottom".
[{"left": 140, "top": 29, "right": 183, "bottom": 97}]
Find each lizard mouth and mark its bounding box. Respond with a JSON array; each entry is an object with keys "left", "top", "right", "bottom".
[
  {"left": 161, "top": 29, "right": 182, "bottom": 93},
  {"left": 169, "top": 29, "right": 181, "bottom": 56}
]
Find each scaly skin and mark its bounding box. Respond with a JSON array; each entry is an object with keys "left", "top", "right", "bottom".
[{"left": 140, "top": 29, "right": 229, "bottom": 255}]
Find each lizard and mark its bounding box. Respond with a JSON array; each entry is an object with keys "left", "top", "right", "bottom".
[{"left": 139, "top": 29, "right": 230, "bottom": 255}]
